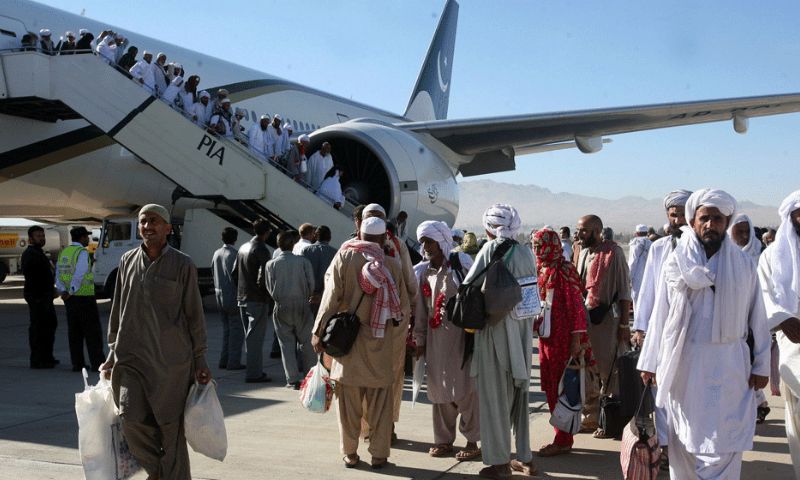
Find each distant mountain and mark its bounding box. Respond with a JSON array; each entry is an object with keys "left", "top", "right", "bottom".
[{"left": 454, "top": 180, "right": 780, "bottom": 234}]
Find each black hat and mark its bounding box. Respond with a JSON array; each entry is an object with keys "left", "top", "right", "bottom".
[{"left": 70, "top": 226, "right": 90, "bottom": 238}]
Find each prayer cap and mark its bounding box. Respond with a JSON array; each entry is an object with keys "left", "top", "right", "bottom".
[
  {"left": 273, "top": 114, "right": 282, "bottom": 120},
  {"left": 65, "top": 31, "right": 75, "bottom": 38},
  {"left": 298, "top": 134, "right": 310, "bottom": 143},
  {"left": 451, "top": 228, "right": 465, "bottom": 239},
  {"left": 482, "top": 203, "right": 522, "bottom": 239},
  {"left": 363, "top": 203, "right": 386, "bottom": 217},
  {"left": 260, "top": 114, "right": 269, "bottom": 120},
  {"left": 235, "top": 107, "right": 246, "bottom": 116},
  {"left": 220, "top": 98, "right": 231, "bottom": 105},
  {"left": 284, "top": 123, "right": 293, "bottom": 130},
  {"left": 79, "top": 28, "right": 89, "bottom": 36},
  {"left": 635, "top": 224, "right": 648, "bottom": 233},
  {"left": 173, "top": 62, "right": 182, "bottom": 69},
  {"left": 361, "top": 216, "right": 386, "bottom": 235},
  {"left": 142, "top": 50, "right": 151, "bottom": 56},
  {"left": 199, "top": 90, "right": 210, "bottom": 99},
  {"left": 217, "top": 88, "right": 229, "bottom": 97},
  {"left": 138, "top": 204, "right": 170, "bottom": 223},
  {"left": 39, "top": 28, "right": 51, "bottom": 36},
  {"left": 685, "top": 188, "right": 737, "bottom": 221},
  {"left": 663, "top": 189, "right": 693, "bottom": 210},
  {"left": 156, "top": 51, "right": 165, "bottom": 57},
  {"left": 417, "top": 221, "right": 453, "bottom": 255}
]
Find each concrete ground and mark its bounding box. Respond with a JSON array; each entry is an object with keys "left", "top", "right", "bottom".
[{"left": 0, "top": 275, "right": 794, "bottom": 479}]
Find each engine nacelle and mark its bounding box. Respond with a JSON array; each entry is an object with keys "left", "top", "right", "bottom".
[{"left": 309, "top": 119, "right": 459, "bottom": 232}]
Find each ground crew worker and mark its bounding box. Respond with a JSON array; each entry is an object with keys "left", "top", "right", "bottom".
[{"left": 56, "top": 226, "right": 105, "bottom": 372}]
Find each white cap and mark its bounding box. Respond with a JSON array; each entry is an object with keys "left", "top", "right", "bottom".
[
  {"left": 173, "top": 62, "right": 182, "bottom": 70},
  {"left": 79, "top": 28, "right": 89, "bottom": 36},
  {"left": 260, "top": 114, "right": 269, "bottom": 120},
  {"left": 361, "top": 217, "right": 386, "bottom": 235},
  {"left": 298, "top": 134, "right": 310, "bottom": 143},
  {"left": 156, "top": 51, "right": 165, "bottom": 58},
  {"left": 451, "top": 228, "right": 465, "bottom": 239},
  {"left": 39, "top": 28, "right": 51, "bottom": 36},
  {"left": 220, "top": 98, "right": 231, "bottom": 105},
  {"left": 142, "top": 50, "right": 151, "bottom": 56},
  {"left": 285, "top": 123, "right": 293, "bottom": 130},
  {"left": 273, "top": 114, "right": 281, "bottom": 120},
  {"left": 235, "top": 107, "right": 246, "bottom": 116},
  {"left": 363, "top": 203, "right": 386, "bottom": 216},
  {"left": 635, "top": 224, "right": 648, "bottom": 233},
  {"left": 199, "top": 90, "right": 210, "bottom": 99},
  {"left": 65, "top": 31, "right": 75, "bottom": 38}
]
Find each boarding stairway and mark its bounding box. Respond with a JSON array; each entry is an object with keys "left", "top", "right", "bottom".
[{"left": 0, "top": 50, "right": 355, "bottom": 242}]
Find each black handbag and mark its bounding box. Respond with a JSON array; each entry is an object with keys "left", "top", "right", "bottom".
[
  {"left": 598, "top": 354, "right": 631, "bottom": 439},
  {"left": 321, "top": 293, "right": 364, "bottom": 358},
  {"left": 447, "top": 240, "right": 516, "bottom": 331},
  {"left": 588, "top": 292, "right": 618, "bottom": 325}
]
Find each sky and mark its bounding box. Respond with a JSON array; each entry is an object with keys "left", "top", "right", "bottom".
[{"left": 33, "top": 0, "right": 800, "bottom": 207}]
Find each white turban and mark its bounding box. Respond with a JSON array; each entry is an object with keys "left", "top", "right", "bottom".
[
  {"left": 664, "top": 189, "right": 693, "bottom": 210},
  {"left": 361, "top": 216, "right": 386, "bottom": 235},
  {"left": 727, "top": 213, "right": 761, "bottom": 260},
  {"left": 199, "top": 90, "right": 210, "bottom": 99},
  {"left": 363, "top": 203, "right": 386, "bottom": 217},
  {"left": 685, "top": 188, "right": 737, "bottom": 222},
  {"left": 451, "top": 228, "right": 465, "bottom": 240},
  {"left": 417, "top": 221, "right": 453, "bottom": 257},
  {"left": 635, "top": 224, "right": 648, "bottom": 233},
  {"left": 771, "top": 190, "right": 800, "bottom": 312},
  {"left": 482, "top": 203, "right": 522, "bottom": 239},
  {"left": 79, "top": 29, "right": 89, "bottom": 36},
  {"left": 39, "top": 28, "right": 51, "bottom": 36},
  {"left": 298, "top": 134, "right": 310, "bottom": 143}
]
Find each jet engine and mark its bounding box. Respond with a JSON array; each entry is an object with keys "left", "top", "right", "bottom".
[{"left": 308, "top": 119, "right": 459, "bottom": 230}]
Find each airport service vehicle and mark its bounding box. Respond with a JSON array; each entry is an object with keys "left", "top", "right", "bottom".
[{"left": 0, "top": 226, "right": 67, "bottom": 283}]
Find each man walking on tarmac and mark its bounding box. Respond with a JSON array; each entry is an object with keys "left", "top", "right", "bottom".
[{"left": 56, "top": 226, "right": 105, "bottom": 372}]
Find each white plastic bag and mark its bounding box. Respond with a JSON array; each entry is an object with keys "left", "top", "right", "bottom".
[
  {"left": 299, "top": 359, "right": 334, "bottom": 414},
  {"left": 412, "top": 357, "right": 426, "bottom": 408},
  {"left": 74, "top": 369, "right": 140, "bottom": 480},
  {"left": 184, "top": 380, "right": 227, "bottom": 461}
]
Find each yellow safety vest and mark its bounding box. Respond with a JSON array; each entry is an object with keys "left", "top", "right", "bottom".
[{"left": 57, "top": 245, "right": 95, "bottom": 296}]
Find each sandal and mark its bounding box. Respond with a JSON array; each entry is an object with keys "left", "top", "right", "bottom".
[
  {"left": 510, "top": 459, "right": 539, "bottom": 476},
  {"left": 478, "top": 464, "right": 512, "bottom": 479},
  {"left": 428, "top": 443, "right": 454, "bottom": 457},
  {"left": 592, "top": 427, "right": 613, "bottom": 439},
  {"left": 343, "top": 454, "right": 359, "bottom": 468},
  {"left": 371, "top": 457, "right": 388, "bottom": 469},
  {"left": 455, "top": 444, "right": 481, "bottom": 461},
  {"left": 538, "top": 443, "right": 572, "bottom": 457}
]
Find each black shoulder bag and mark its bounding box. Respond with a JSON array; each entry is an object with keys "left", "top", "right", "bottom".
[
  {"left": 321, "top": 292, "right": 365, "bottom": 358},
  {"left": 446, "top": 240, "right": 516, "bottom": 331}
]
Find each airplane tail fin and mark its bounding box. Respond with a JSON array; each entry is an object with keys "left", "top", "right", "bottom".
[{"left": 403, "top": 0, "right": 458, "bottom": 121}]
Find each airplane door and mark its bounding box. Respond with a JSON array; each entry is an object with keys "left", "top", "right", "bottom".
[{"left": 0, "top": 16, "right": 26, "bottom": 50}]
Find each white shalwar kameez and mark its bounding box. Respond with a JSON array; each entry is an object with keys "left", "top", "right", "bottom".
[
  {"left": 639, "top": 231, "right": 770, "bottom": 479},
  {"left": 129, "top": 59, "right": 156, "bottom": 95},
  {"left": 632, "top": 234, "right": 675, "bottom": 446},
  {"left": 316, "top": 173, "right": 345, "bottom": 207},
  {"left": 628, "top": 236, "right": 652, "bottom": 305},
  {"left": 307, "top": 151, "right": 334, "bottom": 190},
  {"left": 757, "top": 190, "right": 800, "bottom": 478},
  {"left": 247, "top": 124, "right": 271, "bottom": 161}
]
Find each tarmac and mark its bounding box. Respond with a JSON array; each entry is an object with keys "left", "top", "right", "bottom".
[{"left": 0, "top": 274, "right": 794, "bottom": 479}]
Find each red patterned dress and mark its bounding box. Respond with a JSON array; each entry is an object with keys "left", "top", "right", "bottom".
[{"left": 533, "top": 229, "right": 590, "bottom": 447}]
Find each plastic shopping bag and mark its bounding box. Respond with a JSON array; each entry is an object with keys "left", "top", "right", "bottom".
[
  {"left": 412, "top": 357, "right": 426, "bottom": 408},
  {"left": 184, "top": 380, "right": 227, "bottom": 461},
  {"left": 299, "top": 359, "right": 334, "bottom": 414},
  {"left": 74, "top": 369, "right": 141, "bottom": 480}
]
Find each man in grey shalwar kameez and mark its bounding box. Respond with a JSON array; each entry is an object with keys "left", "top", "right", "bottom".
[
  {"left": 264, "top": 231, "right": 316, "bottom": 388},
  {"left": 101, "top": 204, "right": 210, "bottom": 480},
  {"left": 466, "top": 204, "right": 538, "bottom": 479}
]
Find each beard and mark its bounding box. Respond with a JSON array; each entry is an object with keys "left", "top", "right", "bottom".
[{"left": 700, "top": 231, "right": 724, "bottom": 252}]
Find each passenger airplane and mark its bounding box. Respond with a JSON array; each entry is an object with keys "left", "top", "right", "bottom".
[{"left": 1, "top": 0, "right": 800, "bottom": 239}]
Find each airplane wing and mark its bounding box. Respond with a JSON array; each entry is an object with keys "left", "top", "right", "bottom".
[{"left": 397, "top": 93, "right": 800, "bottom": 176}]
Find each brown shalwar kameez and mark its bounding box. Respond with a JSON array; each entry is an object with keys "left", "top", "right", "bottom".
[
  {"left": 107, "top": 245, "right": 208, "bottom": 480},
  {"left": 313, "top": 248, "right": 409, "bottom": 460}
]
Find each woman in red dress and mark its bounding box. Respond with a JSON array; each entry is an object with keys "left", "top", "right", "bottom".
[{"left": 533, "top": 228, "right": 590, "bottom": 457}]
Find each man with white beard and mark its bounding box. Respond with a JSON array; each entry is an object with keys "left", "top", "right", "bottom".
[
  {"left": 638, "top": 188, "right": 770, "bottom": 479},
  {"left": 247, "top": 115, "right": 272, "bottom": 161},
  {"left": 758, "top": 190, "right": 800, "bottom": 477},
  {"left": 632, "top": 189, "right": 691, "bottom": 467}
]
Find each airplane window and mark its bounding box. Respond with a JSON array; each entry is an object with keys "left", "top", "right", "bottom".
[
  {"left": 251, "top": 110, "right": 257, "bottom": 122},
  {"left": 293, "top": 120, "right": 298, "bottom": 130},
  {"left": 243, "top": 110, "right": 250, "bottom": 121},
  {"left": 305, "top": 122, "right": 310, "bottom": 131}
]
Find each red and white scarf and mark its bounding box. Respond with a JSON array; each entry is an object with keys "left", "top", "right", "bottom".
[
  {"left": 584, "top": 240, "right": 616, "bottom": 310},
  {"left": 343, "top": 240, "right": 402, "bottom": 338}
]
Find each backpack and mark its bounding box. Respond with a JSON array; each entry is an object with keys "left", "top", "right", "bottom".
[{"left": 447, "top": 239, "right": 517, "bottom": 330}]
